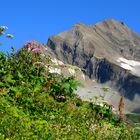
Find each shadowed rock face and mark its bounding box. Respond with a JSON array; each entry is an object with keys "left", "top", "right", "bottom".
[{"left": 46, "top": 19, "right": 140, "bottom": 111}]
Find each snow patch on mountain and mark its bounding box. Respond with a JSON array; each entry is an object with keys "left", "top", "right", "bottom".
[{"left": 117, "top": 57, "right": 140, "bottom": 77}]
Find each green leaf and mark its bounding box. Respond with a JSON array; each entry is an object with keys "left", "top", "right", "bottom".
[
  {"left": 10, "top": 86, "right": 20, "bottom": 93},
  {"left": 0, "top": 82, "right": 4, "bottom": 87},
  {"left": 33, "top": 84, "right": 41, "bottom": 92},
  {"left": 62, "top": 82, "right": 70, "bottom": 89},
  {"left": 18, "top": 71, "right": 23, "bottom": 79},
  {"left": 4, "top": 74, "right": 16, "bottom": 84}
]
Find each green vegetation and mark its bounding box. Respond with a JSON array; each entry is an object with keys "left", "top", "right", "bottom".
[
  {"left": 126, "top": 113, "right": 140, "bottom": 123},
  {"left": 0, "top": 27, "right": 139, "bottom": 139}
]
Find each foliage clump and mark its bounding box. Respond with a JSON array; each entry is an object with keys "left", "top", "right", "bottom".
[{"left": 0, "top": 28, "right": 139, "bottom": 140}]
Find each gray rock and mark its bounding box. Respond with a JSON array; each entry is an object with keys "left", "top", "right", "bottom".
[{"left": 45, "top": 19, "right": 140, "bottom": 113}]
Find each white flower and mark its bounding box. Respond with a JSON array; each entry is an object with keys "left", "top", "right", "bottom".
[
  {"left": 68, "top": 68, "right": 76, "bottom": 76},
  {"left": 0, "top": 26, "right": 8, "bottom": 30},
  {"left": 51, "top": 58, "right": 58, "bottom": 65},
  {"left": 44, "top": 47, "right": 48, "bottom": 51},
  {"left": 81, "top": 73, "right": 85, "bottom": 80},
  {"left": 40, "top": 53, "right": 45, "bottom": 59},
  {"left": 6, "top": 34, "right": 14, "bottom": 38},
  {"left": 0, "top": 31, "right": 4, "bottom": 35},
  {"left": 58, "top": 60, "right": 64, "bottom": 65},
  {"left": 48, "top": 67, "right": 61, "bottom": 74},
  {"left": 99, "top": 103, "right": 104, "bottom": 107},
  {"left": 50, "top": 115, "right": 55, "bottom": 119}
]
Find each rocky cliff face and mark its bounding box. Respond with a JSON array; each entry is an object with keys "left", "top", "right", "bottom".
[{"left": 46, "top": 19, "right": 140, "bottom": 112}]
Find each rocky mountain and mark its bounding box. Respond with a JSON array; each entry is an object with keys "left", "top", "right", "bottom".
[{"left": 45, "top": 19, "right": 140, "bottom": 113}]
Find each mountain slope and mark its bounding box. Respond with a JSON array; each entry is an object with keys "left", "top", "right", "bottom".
[{"left": 46, "top": 19, "right": 140, "bottom": 113}]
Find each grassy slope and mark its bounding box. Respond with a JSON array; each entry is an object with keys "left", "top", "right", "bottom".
[
  {"left": 0, "top": 45, "right": 139, "bottom": 140},
  {"left": 0, "top": 94, "right": 139, "bottom": 140}
]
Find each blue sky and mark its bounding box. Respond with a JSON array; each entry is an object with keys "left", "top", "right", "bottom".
[{"left": 0, "top": 0, "right": 140, "bottom": 53}]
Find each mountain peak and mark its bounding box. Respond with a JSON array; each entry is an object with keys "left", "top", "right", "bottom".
[
  {"left": 47, "top": 19, "right": 140, "bottom": 112},
  {"left": 74, "top": 22, "right": 85, "bottom": 26},
  {"left": 96, "top": 18, "right": 125, "bottom": 26},
  {"left": 94, "top": 18, "right": 127, "bottom": 32},
  {"left": 48, "top": 18, "right": 140, "bottom": 61}
]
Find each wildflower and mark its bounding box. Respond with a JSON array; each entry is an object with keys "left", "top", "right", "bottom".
[
  {"left": 58, "top": 60, "right": 65, "bottom": 68},
  {"left": 50, "top": 115, "right": 55, "bottom": 120},
  {"left": 59, "top": 63, "right": 65, "bottom": 68},
  {"left": 110, "top": 104, "right": 116, "bottom": 112},
  {"left": 51, "top": 58, "right": 58, "bottom": 65},
  {"left": 67, "top": 125, "right": 72, "bottom": 132},
  {"left": 24, "top": 41, "right": 41, "bottom": 50},
  {"left": 40, "top": 53, "right": 45, "bottom": 59},
  {"left": 26, "top": 41, "right": 32, "bottom": 44},
  {"left": 90, "top": 124, "right": 97, "bottom": 131},
  {"left": 0, "top": 26, "right": 8, "bottom": 36},
  {"left": 32, "top": 47, "right": 42, "bottom": 54},
  {"left": 68, "top": 68, "right": 76, "bottom": 76},
  {"left": 0, "top": 31, "right": 4, "bottom": 35},
  {"left": 48, "top": 66, "right": 61, "bottom": 74},
  {"left": 6, "top": 34, "right": 14, "bottom": 39},
  {"left": 81, "top": 73, "right": 85, "bottom": 80},
  {"left": 44, "top": 47, "right": 48, "bottom": 51},
  {"left": 118, "top": 96, "right": 124, "bottom": 120},
  {"left": 0, "top": 26, "right": 8, "bottom": 31},
  {"left": 99, "top": 102, "right": 104, "bottom": 107},
  {"left": 57, "top": 95, "right": 65, "bottom": 101},
  {"left": 58, "top": 60, "right": 64, "bottom": 65}
]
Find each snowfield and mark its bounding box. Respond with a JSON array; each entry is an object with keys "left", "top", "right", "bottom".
[{"left": 117, "top": 57, "right": 140, "bottom": 77}]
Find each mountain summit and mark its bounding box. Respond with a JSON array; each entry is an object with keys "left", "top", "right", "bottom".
[
  {"left": 48, "top": 18, "right": 140, "bottom": 61},
  {"left": 46, "top": 19, "right": 140, "bottom": 113}
]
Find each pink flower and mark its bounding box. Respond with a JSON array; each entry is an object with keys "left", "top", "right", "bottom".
[
  {"left": 24, "top": 41, "right": 38, "bottom": 49},
  {"left": 23, "top": 41, "right": 44, "bottom": 54},
  {"left": 59, "top": 64, "right": 65, "bottom": 68},
  {"left": 32, "top": 47, "right": 42, "bottom": 54}
]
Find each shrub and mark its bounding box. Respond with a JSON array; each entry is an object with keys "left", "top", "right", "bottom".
[{"left": 0, "top": 27, "right": 139, "bottom": 139}]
